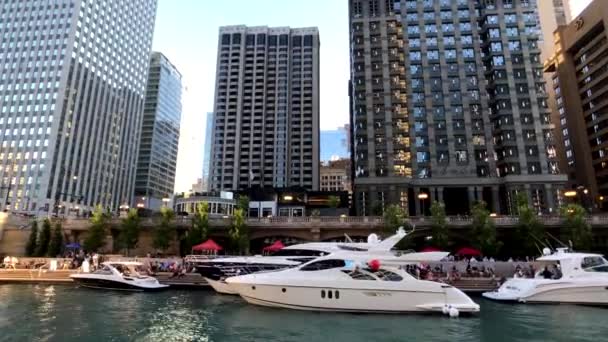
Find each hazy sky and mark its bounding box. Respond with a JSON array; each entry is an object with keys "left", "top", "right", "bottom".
[{"left": 154, "top": 0, "right": 593, "bottom": 193}]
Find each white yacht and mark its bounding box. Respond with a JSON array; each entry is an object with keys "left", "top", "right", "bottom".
[
  {"left": 193, "top": 230, "right": 412, "bottom": 295},
  {"left": 70, "top": 261, "right": 169, "bottom": 292},
  {"left": 225, "top": 253, "right": 479, "bottom": 315},
  {"left": 483, "top": 248, "right": 608, "bottom": 305}
]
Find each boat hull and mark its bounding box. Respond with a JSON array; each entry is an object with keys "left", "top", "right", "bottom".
[
  {"left": 230, "top": 283, "right": 479, "bottom": 314},
  {"left": 71, "top": 275, "right": 169, "bottom": 292},
  {"left": 205, "top": 278, "right": 238, "bottom": 295}
]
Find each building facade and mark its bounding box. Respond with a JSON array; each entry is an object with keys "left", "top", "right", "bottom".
[
  {"left": 320, "top": 158, "right": 352, "bottom": 192},
  {"left": 134, "top": 52, "right": 182, "bottom": 211},
  {"left": 545, "top": 0, "right": 608, "bottom": 210},
  {"left": 209, "top": 26, "right": 320, "bottom": 192},
  {"left": 201, "top": 112, "right": 214, "bottom": 191},
  {"left": 0, "top": 0, "right": 157, "bottom": 215},
  {"left": 349, "top": 0, "right": 566, "bottom": 216}
]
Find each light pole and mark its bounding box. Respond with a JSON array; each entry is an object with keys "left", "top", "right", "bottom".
[{"left": 418, "top": 192, "right": 428, "bottom": 216}]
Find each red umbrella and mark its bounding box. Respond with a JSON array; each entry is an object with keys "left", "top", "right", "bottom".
[
  {"left": 456, "top": 247, "right": 482, "bottom": 256},
  {"left": 421, "top": 246, "right": 441, "bottom": 252},
  {"left": 192, "top": 239, "right": 223, "bottom": 251},
  {"left": 263, "top": 240, "right": 285, "bottom": 252}
]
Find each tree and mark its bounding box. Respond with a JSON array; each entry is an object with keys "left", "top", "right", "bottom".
[
  {"left": 561, "top": 204, "right": 592, "bottom": 250},
  {"left": 153, "top": 207, "right": 175, "bottom": 252},
  {"left": 327, "top": 195, "right": 340, "bottom": 209},
  {"left": 229, "top": 208, "right": 248, "bottom": 254},
  {"left": 470, "top": 201, "right": 502, "bottom": 256},
  {"left": 430, "top": 201, "right": 449, "bottom": 250},
  {"left": 118, "top": 208, "right": 141, "bottom": 256},
  {"left": 237, "top": 195, "right": 250, "bottom": 213},
  {"left": 383, "top": 204, "right": 407, "bottom": 236},
  {"left": 25, "top": 220, "right": 39, "bottom": 257},
  {"left": 47, "top": 222, "right": 64, "bottom": 257},
  {"left": 84, "top": 205, "right": 109, "bottom": 252},
  {"left": 514, "top": 192, "right": 544, "bottom": 257},
  {"left": 35, "top": 219, "right": 52, "bottom": 257},
  {"left": 185, "top": 202, "right": 209, "bottom": 252}
]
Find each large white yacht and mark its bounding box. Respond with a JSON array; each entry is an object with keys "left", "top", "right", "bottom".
[
  {"left": 70, "top": 262, "right": 169, "bottom": 292},
  {"left": 225, "top": 253, "right": 479, "bottom": 315},
  {"left": 193, "top": 230, "right": 414, "bottom": 294},
  {"left": 483, "top": 248, "right": 608, "bottom": 305}
]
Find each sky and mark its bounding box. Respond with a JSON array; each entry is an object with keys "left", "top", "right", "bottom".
[
  {"left": 154, "top": 0, "right": 593, "bottom": 193},
  {"left": 151, "top": 0, "right": 349, "bottom": 193}
]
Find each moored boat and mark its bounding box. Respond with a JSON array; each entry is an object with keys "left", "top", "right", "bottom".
[{"left": 70, "top": 261, "right": 169, "bottom": 292}]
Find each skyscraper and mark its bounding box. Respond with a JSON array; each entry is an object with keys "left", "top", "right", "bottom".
[
  {"left": 202, "top": 112, "right": 214, "bottom": 191},
  {"left": 134, "top": 52, "right": 182, "bottom": 210},
  {"left": 210, "top": 25, "right": 320, "bottom": 192},
  {"left": 0, "top": 0, "right": 157, "bottom": 214},
  {"left": 544, "top": 0, "right": 608, "bottom": 210},
  {"left": 349, "top": 0, "right": 566, "bottom": 216}
]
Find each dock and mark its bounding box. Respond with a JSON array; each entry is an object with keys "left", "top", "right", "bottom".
[{"left": 0, "top": 269, "right": 500, "bottom": 292}]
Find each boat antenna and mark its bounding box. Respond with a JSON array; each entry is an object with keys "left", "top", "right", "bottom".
[
  {"left": 546, "top": 232, "right": 568, "bottom": 248},
  {"left": 344, "top": 233, "right": 353, "bottom": 243}
]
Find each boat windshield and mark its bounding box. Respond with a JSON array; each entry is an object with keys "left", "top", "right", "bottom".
[
  {"left": 582, "top": 257, "right": 608, "bottom": 272},
  {"left": 93, "top": 265, "right": 113, "bottom": 275},
  {"left": 272, "top": 249, "right": 329, "bottom": 257},
  {"left": 300, "top": 259, "right": 346, "bottom": 271}
]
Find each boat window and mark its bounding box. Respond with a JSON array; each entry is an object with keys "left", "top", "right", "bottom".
[
  {"left": 272, "top": 249, "right": 329, "bottom": 257},
  {"left": 337, "top": 245, "right": 368, "bottom": 252},
  {"left": 93, "top": 265, "right": 113, "bottom": 275},
  {"left": 335, "top": 290, "right": 340, "bottom": 299},
  {"left": 582, "top": 257, "right": 608, "bottom": 272},
  {"left": 342, "top": 270, "right": 376, "bottom": 280},
  {"left": 300, "top": 259, "right": 346, "bottom": 271},
  {"left": 373, "top": 269, "right": 403, "bottom": 281}
]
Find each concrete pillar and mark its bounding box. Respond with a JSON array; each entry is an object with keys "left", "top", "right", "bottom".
[
  {"left": 524, "top": 184, "right": 533, "bottom": 211},
  {"left": 437, "top": 187, "right": 444, "bottom": 203},
  {"left": 413, "top": 188, "right": 420, "bottom": 216},
  {"left": 544, "top": 183, "right": 555, "bottom": 214},
  {"left": 474, "top": 187, "right": 482, "bottom": 202},
  {"left": 467, "top": 186, "right": 476, "bottom": 209},
  {"left": 491, "top": 186, "right": 501, "bottom": 214}
]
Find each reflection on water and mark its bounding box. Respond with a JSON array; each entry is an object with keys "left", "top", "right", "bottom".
[{"left": 0, "top": 285, "right": 607, "bottom": 342}]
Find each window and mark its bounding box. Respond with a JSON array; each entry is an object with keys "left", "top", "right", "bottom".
[
  {"left": 300, "top": 259, "right": 346, "bottom": 271},
  {"left": 582, "top": 257, "right": 608, "bottom": 272},
  {"left": 492, "top": 56, "right": 505, "bottom": 66}
]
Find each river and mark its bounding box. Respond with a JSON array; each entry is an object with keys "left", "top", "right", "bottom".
[{"left": 0, "top": 285, "right": 606, "bottom": 341}]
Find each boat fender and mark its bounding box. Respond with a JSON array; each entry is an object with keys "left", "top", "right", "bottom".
[
  {"left": 442, "top": 305, "right": 449, "bottom": 315},
  {"left": 448, "top": 307, "right": 459, "bottom": 318}
]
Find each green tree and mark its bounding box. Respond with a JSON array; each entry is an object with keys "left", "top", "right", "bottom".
[
  {"left": 153, "top": 207, "right": 175, "bottom": 252},
  {"left": 514, "top": 192, "right": 545, "bottom": 257},
  {"left": 229, "top": 208, "right": 248, "bottom": 254},
  {"left": 470, "top": 201, "right": 502, "bottom": 256},
  {"left": 118, "top": 208, "right": 141, "bottom": 256},
  {"left": 185, "top": 202, "right": 209, "bottom": 252},
  {"left": 430, "top": 201, "right": 449, "bottom": 250},
  {"left": 561, "top": 203, "right": 592, "bottom": 250},
  {"left": 35, "top": 219, "right": 52, "bottom": 257},
  {"left": 383, "top": 204, "right": 407, "bottom": 236},
  {"left": 25, "top": 220, "right": 39, "bottom": 257},
  {"left": 327, "top": 195, "right": 340, "bottom": 209},
  {"left": 84, "top": 205, "right": 109, "bottom": 252},
  {"left": 237, "top": 195, "right": 250, "bottom": 212},
  {"left": 47, "top": 222, "right": 64, "bottom": 257}
]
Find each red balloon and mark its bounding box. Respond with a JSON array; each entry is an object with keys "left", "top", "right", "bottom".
[{"left": 368, "top": 259, "right": 381, "bottom": 272}]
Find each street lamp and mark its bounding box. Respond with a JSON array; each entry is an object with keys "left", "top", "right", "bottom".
[
  {"left": 418, "top": 192, "right": 428, "bottom": 216},
  {"left": 564, "top": 190, "right": 577, "bottom": 198}
]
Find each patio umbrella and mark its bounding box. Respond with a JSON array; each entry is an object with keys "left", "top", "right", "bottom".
[
  {"left": 263, "top": 240, "right": 285, "bottom": 253},
  {"left": 456, "top": 247, "right": 482, "bottom": 256},
  {"left": 192, "top": 239, "right": 223, "bottom": 252},
  {"left": 420, "top": 246, "right": 441, "bottom": 252}
]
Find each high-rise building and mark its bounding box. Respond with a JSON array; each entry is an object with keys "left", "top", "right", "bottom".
[
  {"left": 544, "top": 0, "right": 608, "bottom": 210},
  {"left": 201, "top": 112, "right": 214, "bottom": 191},
  {"left": 210, "top": 26, "right": 320, "bottom": 191},
  {"left": 0, "top": 0, "right": 157, "bottom": 215},
  {"left": 349, "top": 0, "right": 566, "bottom": 216},
  {"left": 320, "top": 158, "right": 352, "bottom": 192},
  {"left": 134, "top": 52, "right": 182, "bottom": 211},
  {"left": 320, "top": 125, "right": 350, "bottom": 161}
]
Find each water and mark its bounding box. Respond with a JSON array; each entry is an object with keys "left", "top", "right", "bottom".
[{"left": 0, "top": 285, "right": 607, "bottom": 342}]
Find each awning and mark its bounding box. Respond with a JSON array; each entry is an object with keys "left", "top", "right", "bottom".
[{"left": 263, "top": 240, "right": 285, "bottom": 252}]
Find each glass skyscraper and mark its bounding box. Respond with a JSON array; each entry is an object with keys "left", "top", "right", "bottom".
[
  {"left": 0, "top": 0, "right": 157, "bottom": 214},
  {"left": 202, "top": 112, "right": 213, "bottom": 192},
  {"left": 134, "top": 52, "right": 182, "bottom": 210}
]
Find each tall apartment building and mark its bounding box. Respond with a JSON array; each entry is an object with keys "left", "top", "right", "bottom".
[
  {"left": 201, "top": 112, "right": 214, "bottom": 191},
  {"left": 349, "top": 0, "right": 566, "bottom": 216},
  {"left": 544, "top": 0, "right": 608, "bottom": 209},
  {"left": 210, "top": 26, "right": 320, "bottom": 192},
  {"left": 320, "top": 158, "right": 352, "bottom": 192},
  {"left": 0, "top": 0, "right": 157, "bottom": 215},
  {"left": 134, "top": 52, "right": 182, "bottom": 211}
]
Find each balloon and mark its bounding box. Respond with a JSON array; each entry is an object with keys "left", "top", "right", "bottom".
[{"left": 368, "top": 259, "right": 381, "bottom": 271}]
